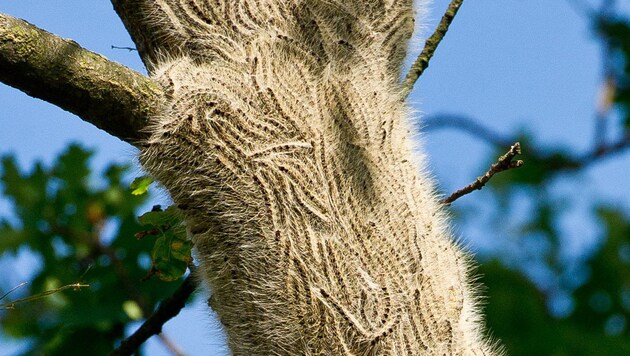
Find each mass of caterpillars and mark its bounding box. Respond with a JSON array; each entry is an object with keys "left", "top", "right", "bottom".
[{"left": 139, "top": 0, "right": 496, "bottom": 354}]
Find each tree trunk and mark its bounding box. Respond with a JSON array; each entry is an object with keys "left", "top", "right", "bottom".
[
  {"left": 1, "top": 1, "right": 496, "bottom": 354},
  {"left": 133, "top": 1, "right": 493, "bottom": 354}
]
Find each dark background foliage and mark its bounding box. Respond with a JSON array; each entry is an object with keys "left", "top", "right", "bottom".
[{"left": 0, "top": 146, "right": 182, "bottom": 354}]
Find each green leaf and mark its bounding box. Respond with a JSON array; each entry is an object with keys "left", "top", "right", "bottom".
[
  {"left": 129, "top": 176, "right": 153, "bottom": 196},
  {"left": 137, "top": 205, "right": 180, "bottom": 228},
  {"left": 138, "top": 206, "right": 192, "bottom": 281},
  {"left": 151, "top": 231, "right": 193, "bottom": 281},
  {"left": 122, "top": 300, "right": 143, "bottom": 321},
  {"left": 53, "top": 144, "right": 93, "bottom": 190},
  {"left": 0, "top": 221, "right": 27, "bottom": 253}
]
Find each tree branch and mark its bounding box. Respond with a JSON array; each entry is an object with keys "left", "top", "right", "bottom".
[
  {"left": 422, "top": 113, "right": 516, "bottom": 148},
  {"left": 111, "top": 273, "right": 198, "bottom": 356},
  {"left": 424, "top": 113, "right": 630, "bottom": 178},
  {"left": 401, "top": 0, "right": 465, "bottom": 99},
  {"left": 573, "top": 133, "right": 630, "bottom": 170},
  {"left": 0, "top": 13, "right": 163, "bottom": 145},
  {"left": 441, "top": 142, "right": 524, "bottom": 204}
]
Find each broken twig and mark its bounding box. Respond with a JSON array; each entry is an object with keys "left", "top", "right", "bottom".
[{"left": 441, "top": 142, "right": 524, "bottom": 204}]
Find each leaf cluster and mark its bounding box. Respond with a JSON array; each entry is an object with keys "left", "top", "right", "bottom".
[
  {"left": 0, "top": 144, "right": 182, "bottom": 354},
  {"left": 481, "top": 207, "right": 630, "bottom": 355}
]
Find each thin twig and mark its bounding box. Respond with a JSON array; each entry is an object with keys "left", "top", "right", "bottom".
[
  {"left": 111, "top": 45, "right": 138, "bottom": 52},
  {"left": 441, "top": 142, "right": 524, "bottom": 205},
  {"left": 0, "top": 282, "right": 28, "bottom": 302},
  {"left": 0, "top": 283, "right": 89, "bottom": 309},
  {"left": 401, "top": 0, "right": 465, "bottom": 99},
  {"left": 158, "top": 333, "right": 186, "bottom": 356},
  {"left": 111, "top": 273, "right": 198, "bottom": 356}
]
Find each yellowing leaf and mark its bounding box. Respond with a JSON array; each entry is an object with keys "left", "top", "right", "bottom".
[
  {"left": 122, "top": 300, "right": 143, "bottom": 321},
  {"left": 130, "top": 176, "right": 153, "bottom": 196}
]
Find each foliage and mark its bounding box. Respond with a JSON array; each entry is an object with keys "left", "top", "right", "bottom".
[
  {"left": 0, "top": 144, "right": 185, "bottom": 355},
  {"left": 137, "top": 206, "right": 193, "bottom": 282},
  {"left": 481, "top": 207, "right": 630, "bottom": 355},
  {"left": 473, "top": 8, "right": 630, "bottom": 355}
]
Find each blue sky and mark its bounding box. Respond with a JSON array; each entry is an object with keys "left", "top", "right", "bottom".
[{"left": 1, "top": 0, "right": 629, "bottom": 354}]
